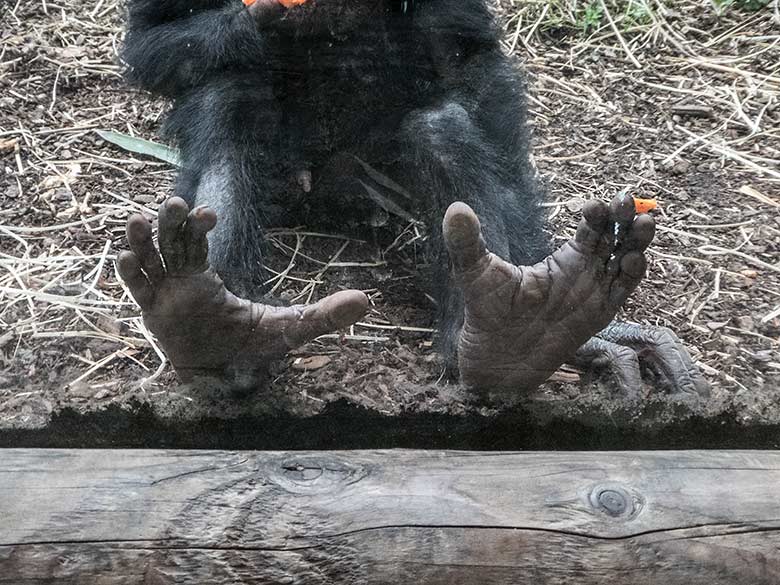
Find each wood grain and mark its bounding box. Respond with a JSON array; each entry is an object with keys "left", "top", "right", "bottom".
[{"left": 1, "top": 449, "right": 779, "bottom": 584}]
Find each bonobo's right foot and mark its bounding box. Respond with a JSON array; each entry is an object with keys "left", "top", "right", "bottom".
[
  {"left": 445, "top": 194, "right": 655, "bottom": 392},
  {"left": 117, "top": 197, "right": 368, "bottom": 387}
]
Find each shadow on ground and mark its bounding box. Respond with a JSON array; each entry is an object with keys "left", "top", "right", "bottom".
[{"left": 2, "top": 399, "right": 778, "bottom": 450}]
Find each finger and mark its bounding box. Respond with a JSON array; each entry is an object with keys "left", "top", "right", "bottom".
[
  {"left": 641, "top": 328, "right": 711, "bottom": 398},
  {"left": 117, "top": 251, "right": 154, "bottom": 310},
  {"left": 608, "top": 251, "right": 647, "bottom": 306},
  {"left": 575, "top": 338, "right": 643, "bottom": 401},
  {"left": 284, "top": 290, "right": 369, "bottom": 349},
  {"left": 126, "top": 214, "right": 165, "bottom": 285},
  {"left": 158, "top": 197, "right": 190, "bottom": 274},
  {"left": 443, "top": 202, "right": 489, "bottom": 273},
  {"left": 184, "top": 205, "right": 217, "bottom": 272}
]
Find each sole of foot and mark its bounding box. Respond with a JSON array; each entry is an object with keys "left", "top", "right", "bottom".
[
  {"left": 117, "top": 197, "right": 368, "bottom": 389},
  {"left": 444, "top": 193, "right": 655, "bottom": 393}
]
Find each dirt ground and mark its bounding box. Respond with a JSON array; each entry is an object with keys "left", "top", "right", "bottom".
[{"left": 1, "top": 0, "right": 779, "bottom": 432}]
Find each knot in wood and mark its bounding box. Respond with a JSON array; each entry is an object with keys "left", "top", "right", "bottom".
[
  {"left": 597, "top": 489, "right": 627, "bottom": 516},
  {"left": 271, "top": 455, "right": 367, "bottom": 493},
  {"left": 589, "top": 483, "right": 642, "bottom": 519}
]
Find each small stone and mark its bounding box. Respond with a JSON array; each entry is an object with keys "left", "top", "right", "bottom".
[
  {"left": 566, "top": 198, "right": 585, "bottom": 213},
  {"left": 51, "top": 188, "right": 71, "bottom": 202},
  {"left": 96, "top": 314, "right": 123, "bottom": 336},
  {"left": 94, "top": 389, "right": 112, "bottom": 400},
  {"left": 701, "top": 339, "right": 721, "bottom": 350},
  {"left": 670, "top": 159, "right": 691, "bottom": 175},
  {"left": 706, "top": 321, "right": 728, "bottom": 331},
  {"left": 292, "top": 355, "right": 332, "bottom": 371},
  {"left": 68, "top": 381, "right": 95, "bottom": 398},
  {"left": 133, "top": 194, "right": 155, "bottom": 204},
  {"left": 279, "top": 289, "right": 297, "bottom": 302},
  {"left": 734, "top": 316, "right": 755, "bottom": 331},
  {"left": 0, "top": 137, "right": 19, "bottom": 154}
]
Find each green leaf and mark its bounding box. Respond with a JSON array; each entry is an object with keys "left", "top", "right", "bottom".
[{"left": 95, "top": 130, "right": 181, "bottom": 166}]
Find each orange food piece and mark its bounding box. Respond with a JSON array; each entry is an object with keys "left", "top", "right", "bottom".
[{"left": 633, "top": 197, "right": 658, "bottom": 214}]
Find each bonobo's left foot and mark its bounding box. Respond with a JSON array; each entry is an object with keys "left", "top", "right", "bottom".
[
  {"left": 117, "top": 197, "right": 368, "bottom": 388},
  {"left": 446, "top": 194, "right": 654, "bottom": 392}
]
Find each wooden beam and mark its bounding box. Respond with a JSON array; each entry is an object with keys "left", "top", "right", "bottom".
[{"left": 1, "top": 449, "right": 779, "bottom": 584}]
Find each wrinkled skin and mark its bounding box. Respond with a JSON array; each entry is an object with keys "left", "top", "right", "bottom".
[
  {"left": 119, "top": 193, "right": 656, "bottom": 393},
  {"left": 118, "top": 198, "right": 368, "bottom": 389},
  {"left": 446, "top": 194, "right": 654, "bottom": 392}
]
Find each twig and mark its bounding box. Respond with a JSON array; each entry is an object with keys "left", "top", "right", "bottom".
[{"left": 598, "top": 0, "right": 642, "bottom": 68}]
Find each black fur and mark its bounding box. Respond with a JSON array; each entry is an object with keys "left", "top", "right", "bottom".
[{"left": 122, "top": 0, "right": 550, "bottom": 365}]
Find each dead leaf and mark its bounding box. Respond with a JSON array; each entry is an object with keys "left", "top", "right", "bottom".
[
  {"left": 739, "top": 185, "right": 779, "bottom": 208},
  {"left": 38, "top": 163, "right": 82, "bottom": 190}
]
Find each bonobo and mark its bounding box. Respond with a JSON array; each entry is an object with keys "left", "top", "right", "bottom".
[{"left": 117, "top": 0, "right": 708, "bottom": 397}]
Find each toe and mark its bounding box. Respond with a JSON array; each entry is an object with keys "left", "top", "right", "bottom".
[
  {"left": 126, "top": 214, "right": 164, "bottom": 284},
  {"left": 574, "top": 200, "right": 611, "bottom": 256},
  {"left": 443, "top": 202, "right": 489, "bottom": 273},
  {"left": 158, "top": 197, "right": 190, "bottom": 274},
  {"left": 184, "top": 206, "right": 217, "bottom": 272},
  {"left": 117, "top": 251, "right": 154, "bottom": 310},
  {"left": 608, "top": 251, "right": 646, "bottom": 306},
  {"left": 284, "top": 290, "right": 369, "bottom": 349},
  {"left": 627, "top": 214, "right": 656, "bottom": 253},
  {"left": 609, "top": 193, "right": 638, "bottom": 257},
  {"left": 322, "top": 290, "right": 370, "bottom": 330},
  {"left": 610, "top": 192, "right": 636, "bottom": 226}
]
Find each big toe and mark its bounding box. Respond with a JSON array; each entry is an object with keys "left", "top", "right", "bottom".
[
  {"left": 283, "top": 290, "right": 369, "bottom": 349},
  {"left": 323, "top": 290, "right": 369, "bottom": 329},
  {"left": 443, "top": 202, "right": 488, "bottom": 273}
]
